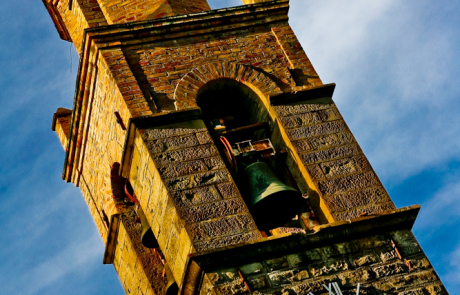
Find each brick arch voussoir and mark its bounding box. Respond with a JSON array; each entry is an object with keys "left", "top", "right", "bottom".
[{"left": 174, "top": 62, "right": 282, "bottom": 110}]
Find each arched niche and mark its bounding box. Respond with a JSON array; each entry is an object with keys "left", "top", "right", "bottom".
[
  {"left": 196, "top": 78, "right": 317, "bottom": 230},
  {"left": 197, "top": 78, "right": 270, "bottom": 130}
]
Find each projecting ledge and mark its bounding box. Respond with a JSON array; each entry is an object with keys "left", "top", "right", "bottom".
[
  {"left": 269, "top": 83, "right": 336, "bottom": 106},
  {"left": 189, "top": 205, "right": 420, "bottom": 270}
]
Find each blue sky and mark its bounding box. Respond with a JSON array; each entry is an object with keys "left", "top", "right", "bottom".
[{"left": 0, "top": 0, "right": 459, "bottom": 294}]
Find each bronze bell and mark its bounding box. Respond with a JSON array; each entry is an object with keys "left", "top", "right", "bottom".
[
  {"left": 164, "top": 264, "right": 179, "bottom": 295},
  {"left": 137, "top": 208, "right": 159, "bottom": 249},
  {"left": 240, "top": 162, "right": 304, "bottom": 229}
]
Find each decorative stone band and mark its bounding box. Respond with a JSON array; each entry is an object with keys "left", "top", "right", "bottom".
[
  {"left": 189, "top": 205, "right": 421, "bottom": 268},
  {"left": 174, "top": 62, "right": 283, "bottom": 110}
]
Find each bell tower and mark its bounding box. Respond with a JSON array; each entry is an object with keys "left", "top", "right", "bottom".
[{"left": 45, "top": 0, "right": 449, "bottom": 294}]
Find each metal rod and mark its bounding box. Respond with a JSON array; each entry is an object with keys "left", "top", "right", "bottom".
[{"left": 221, "top": 121, "right": 269, "bottom": 135}]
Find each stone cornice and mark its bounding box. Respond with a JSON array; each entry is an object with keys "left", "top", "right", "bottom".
[
  {"left": 189, "top": 205, "right": 421, "bottom": 270},
  {"left": 85, "top": 0, "right": 290, "bottom": 49}
]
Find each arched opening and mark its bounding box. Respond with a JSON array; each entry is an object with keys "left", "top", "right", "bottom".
[
  {"left": 197, "top": 78, "right": 269, "bottom": 128},
  {"left": 197, "top": 79, "right": 316, "bottom": 232}
]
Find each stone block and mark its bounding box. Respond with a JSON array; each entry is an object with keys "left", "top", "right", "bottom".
[
  {"left": 203, "top": 216, "right": 244, "bottom": 237},
  {"left": 323, "top": 195, "right": 346, "bottom": 213},
  {"left": 318, "top": 107, "right": 342, "bottom": 122},
  {"left": 301, "top": 144, "right": 360, "bottom": 165},
  {"left": 380, "top": 250, "right": 399, "bottom": 263},
  {"left": 410, "top": 257, "right": 430, "bottom": 270},
  {"left": 240, "top": 262, "right": 265, "bottom": 276},
  {"left": 290, "top": 270, "right": 310, "bottom": 283},
  {"left": 216, "top": 280, "right": 248, "bottom": 295},
  {"left": 337, "top": 269, "right": 373, "bottom": 286},
  {"left": 164, "top": 169, "right": 231, "bottom": 191},
  {"left": 146, "top": 134, "right": 199, "bottom": 154},
  {"left": 293, "top": 140, "right": 312, "bottom": 153},
  {"left": 320, "top": 158, "right": 359, "bottom": 179},
  {"left": 268, "top": 270, "right": 295, "bottom": 286},
  {"left": 310, "top": 260, "right": 349, "bottom": 277},
  {"left": 373, "top": 270, "right": 437, "bottom": 293},
  {"left": 194, "top": 231, "right": 261, "bottom": 252},
  {"left": 273, "top": 103, "right": 331, "bottom": 117},
  {"left": 353, "top": 254, "right": 377, "bottom": 267},
  {"left": 186, "top": 223, "right": 207, "bottom": 242},
  {"left": 358, "top": 235, "right": 389, "bottom": 250},
  {"left": 306, "top": 164, "right": 324, "bottom": 180},
  {"left": 141, "top": 120, "right": 206, "bottom": 140},
  {"left": 279, "top": 112, "right": 321, "bottom": 129},
  {"left": 196, "top": 131, "right": 213, "bottom": 144},
  {"left": 204, "top": 156, "right": 226, "bottom": 170},
  {"left": 398, "top": 288, "right": 425, "bottom": 295},
  {"left": 248, "top": 275, "right": 269, "bottom": 290},
  {"left": 391, "top": 230, "right": 422, "bottom": 256},
  {"left": 151, "top": 144, "right": 219, "bottom": 167},
  {"left": 286, "top": 121, "right": 347, "bottom": 141},
  {"left": 208, "top": 268, "right": 240, "bottom": 285},
  {"left": 334, "top": 242, "right": 360, "bottom": 255},
  {"left": 263, "top": 257, "right": 288, "bottom": 272},
  {"left": 305, "top": 250, "right": 323, "bottom": 262},
  {"left": 179, "top": 186, "right": 222, "bottom": 207},
  {"left": 158, "top": 160, "right": 208, "bottom": 178},
  {"left": 288, "top": 277, "right": 337, "bottom": 295},
  {"left": 178, "top": 199, "right": 247, "bottom": 223},
  {"left": 308, "top": 134, "right": 341, "bottom": 150},
  {"left": 217, "top": 182, "right": 240, "bottom": 199},
  {"left": 317, "top": 172, "right": 379, "bottom": 196},
  {"left": 372, "top": 262, "right": 406, "bottom": 278},
  {"left": 425, "top": 284, "right": 449, "bottom": 295}
]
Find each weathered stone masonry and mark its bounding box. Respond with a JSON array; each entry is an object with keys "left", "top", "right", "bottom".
[{"left": 46, "top": 0, "right": 448, "bottom": 294}]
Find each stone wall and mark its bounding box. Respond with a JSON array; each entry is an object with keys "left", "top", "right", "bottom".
[
  {"left": 272, "top": 97, "right": 396, "bottom": 222},
  {"left": 44, "top": 0, "right": 108, "bottom": 53},
  {"left": 113, "top": 211, "right": 167, "bottom": 295},
  {"left": 126, "top": 115, "right": 262, "bottom": 287},
  {"left": 122, "top": 23, "right": 321, "bottom": 107},
  {"left": 77, "top": 55, "right": 130, "bottom": 240},
  {"left": 200, "top": 230, "right": 447, "bottom": 295}
]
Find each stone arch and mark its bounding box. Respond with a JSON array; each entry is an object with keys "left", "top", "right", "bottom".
[{"left": 174, "top": 62, "right": 283, "bottom": 110}]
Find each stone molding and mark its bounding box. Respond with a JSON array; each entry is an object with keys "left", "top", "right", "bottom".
[{"left": 174, "top": 62, "right": 283, "bottom": 110}]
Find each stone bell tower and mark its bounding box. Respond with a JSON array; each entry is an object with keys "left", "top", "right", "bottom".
[{"left": 45, "top": 0, "right": 449, "bottom": 294}]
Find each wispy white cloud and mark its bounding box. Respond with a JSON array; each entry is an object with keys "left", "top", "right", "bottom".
[
  {"left": 2, "top": 231, "right": 104, "bottom": 295},
  {"left": 290, "top": 0, "right": 460, "bottom": 182},
  {"left": 417, "top": 177, "right": 460, "bottom": 233},
  {"left": 208, "top": 0, "right": 242, "bottom": 9},
  {"left": 445, "top": 244, "right": 460, "bottom": 287}
]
